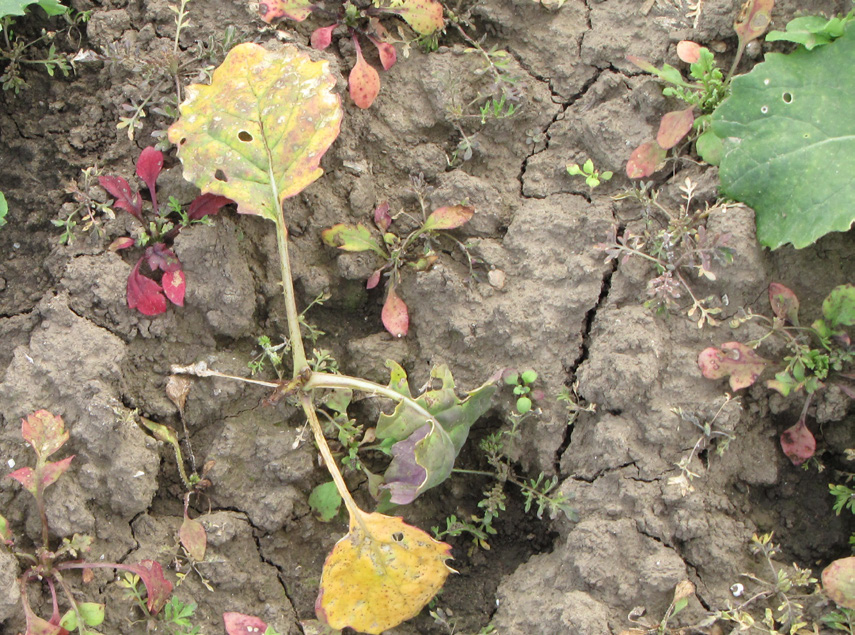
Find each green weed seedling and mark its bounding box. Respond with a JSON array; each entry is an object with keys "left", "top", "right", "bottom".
[
  {"left": 0, "top": 191, "right": 7, "bottom": 229},
  {"left": 322, "top": 176, "right": 475, "bottom": 337},
  {"left": 503, "top": 369, "right": 540, "bottom": 415},
  {"left": 699, "top": 282, "right": 854, "bottom": 466},
  {"left": 0, "top": 410, "right": 178, "bottom": 634},
  {"left": 566, "top": 159, "right": 612, "bottom": 190},
  {"left": 166, "top": 43, "right": 497, "bottom": 633}
]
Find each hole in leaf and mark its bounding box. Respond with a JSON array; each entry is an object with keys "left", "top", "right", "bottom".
[
  {"left": 238, "top": 130, "right": 253, "bottom": 142},
  {"left": 214, "top": 169, "right": 228, "bottom": 182},
  {"left": 179, "top": 138, "right": 186, "bottom": 145},
  {"left": 760, "top": 105, "right": 769, "bottom": 114},
  {"left": 782, "top": 92, "right": 793, "bottom": 104},
  {"left": 392, "top": 532, "right": 404, "bottom": 542}
]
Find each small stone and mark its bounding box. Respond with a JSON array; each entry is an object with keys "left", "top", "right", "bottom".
[{"left": 488, "top": 269, "right": 506, "bottom": 289}]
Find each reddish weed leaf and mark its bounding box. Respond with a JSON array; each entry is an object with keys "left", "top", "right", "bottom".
[
  {"left": 698, "top": 342, "right": 769, "bottom": 391},
  {"left": 187, "top": 193, "right": 232, "bottom": 220},
  {"left": 8, "top": 466, "right": 36, "bottom": 493},
  {"left": 656, "top": 108, "right": 695, "bottom": 150},
  {"left": 626, "top": 141, "right": 666, "bottom": 178},
  {"left": 374, "top": 201, "right": 392, "bottom": 232},
  {"left": 136, "top": 147, "right": 163, "bottom": 213},
  {"left": 162, "top": 270, "right": 186, "bottom": 307},
  {"left": 423, "top": 205, "right": 474, "bottom": 231},
  {"left": 780, "top": 417, "right": 815, "bottom": 466},
  {"left": 258, "top": 0, "right": 313, "bottom": 22},
  {"left": 39, "top": 456, "right": 74, "bottom": 490},
  {"left": 99, "top": 175, "right": 143, "bottom": 220},
  {"left": 311, "top": 24, "right": 336, "bottom": 50},
  {"left": 108, "top": 237, "right": 135, "bottom": 251},
  {"left": 823, "top": 557, "right": 855, "bottom": 609},
  {"left": 396, "top": 0, "right": 444, "bottom": 35},
  {"left": 369, "top": 36, "right": 397, "bottom": 71},
  {"left": 677, "top": 41, "right": 701, "bottom": 64},
  {"left": 223, "top": 613, "right": 268, "bottom": 634},
  {"left": 734, "top": 0, "right": 774, "bottom": 45},
  {"left": 24, "top": 603, "right": 68, "bottom": 635},
  {"left": 350, "top": 37, "right": 381, "bottom": 109},
  {"left": 22, "top": 410, "right": 69, "bottom": 460},
  {"left": 626, "top": 55, "right": 658, "bottom": 74},
  {"left": 122, "top": 561, "right": 173, "bottom": 615},
  {"left": 382, "top": 286, "right": 409, "bottom": 338},
  {"left": 769, "top": 282, "right": 800, "bottom": 324},
  {"left": 366, "top": 269, "right": 382, "bottom": 290},
  {"left": 179, "top": 512, "right": 206, "bottom": 561},
  {"left": 144, "top": 243, "right": 181, "bottom": 273},
  {"left": 127, "top": 259, "right": 167, "bottom": 316}
]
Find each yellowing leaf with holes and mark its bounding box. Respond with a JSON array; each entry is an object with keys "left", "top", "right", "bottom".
[
  {"left": 316, "top": 511, "right": 453, "bottom": 634},
  {"left": 168, "top": 43, "right": 343, "bottom": 222}
]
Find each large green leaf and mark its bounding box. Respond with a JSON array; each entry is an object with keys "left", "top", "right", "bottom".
[
  {"left": 0, "top": 0, "right": 66, "bottom": 20},
  {"left": 712, "top": 27, "right": 855, "bottom": 249},
  {"left": 168, "top": 43, "right": 343, "bottom": 222}
]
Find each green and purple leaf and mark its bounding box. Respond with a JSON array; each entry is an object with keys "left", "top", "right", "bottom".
[
  {"left": 321, "top": 223, "right": 386, "bottom": 256},
  {"left": 422, "top": 205, "right": 474, "bottom": 231},
  {"left": 21, "top": 410, "right": 69, "bottom": 460},
  {"left": 698, "top": 342, "right": 770, "bottom": 391},
  {"left": 768, "top": 282, "right": 800, "bottom": 325},
  {"left": 257, "top": 0, "right": 313, "bottom": 23},
  {"left": 656, "top": 108, "right": 694, "bottom": 150},
  {"left": 626, "top": 141, "right": 666, "bottom": 178},
  {"left": 823, "top": 284, "right": 855, "bottom": 328},
  {"left": 824, "top": 557, "right": 855, "bottom": 609},
  {"left": 734, "top": 0, "right": 774, "bottom": 48}
]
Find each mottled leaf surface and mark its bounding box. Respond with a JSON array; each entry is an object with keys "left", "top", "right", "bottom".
[
  {"left": 168, "top": 43, "right": 342, "bottom": 222},
  {"left": 698, "top": 342, "right": 770, "bottom": 390},
  {"left": 395, "top": 0, "right": 444, "bottom": 35},
  {"left": 257, "top": 0, "right": 313, "bottom": 23},
  {"left": 824, "top": 557, "right": 855, "bottom": 609}
]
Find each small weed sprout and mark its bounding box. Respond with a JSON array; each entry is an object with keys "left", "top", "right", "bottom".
[
  {"left": 557, "top": 381, "right": 596, "bottom": 426},
  {"left": 566, "top": 159, "right": 613, "bottom": 189},
  {"left": 602, "top": 178, "right": 734, "bottom": 327},
  {"left": 52, "top": 166, "right": 116, "bottom": 244},
  {"left": 624, "top": 579, "right": 696, "bottom": 634},
  {"left": 504, "top": 369, "right": 539, "bottom": 415}
]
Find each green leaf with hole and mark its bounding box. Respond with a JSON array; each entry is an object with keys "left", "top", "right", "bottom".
[
  {"left": 168, "top": 43, "right": 343, "bottom": 223},
  {"left": 712, "top": 27, "right": 855, "bottom": 249}
]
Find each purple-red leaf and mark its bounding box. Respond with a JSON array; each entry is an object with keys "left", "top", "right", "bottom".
[
  {"left": 780, "top": 417, "right": 815, "bottom": 466},
  {"left": 223, "top": 613, "right": 268, "bottom": 634},
  {"left": 676, "top": 41, "right": 701, "bottom": 64},
  {"left": 769, "top": 282, "right": 800, "bottom": 325},
  {"left": 382, "top": 286, "right": 409, "bottom": 338},
  {"left": 368, "top": 35, "right": 397, "bottom": 71},
  {"left": 626, "top": 141, "right": 666, "bottom": 178},
  {"left": 698, "top": 342, "right": 770, "bottom": 391},
  {"left": 823, "top": 557, "right": 855, "bottom": 609},
  {"left": 136, "top": 147, "right": 164, "bottom": 214},
  {"left": 187, "top": 193, "right": 232, "bottom": 220},
  {"left": 144, "top": 243, "right": 181, "bottom": 273},
  {"left": 99, "top": 175, "right": 143, "bottom": 221},
  {"left": 734, "top": 0, "right": 774, "bottom": 45},
  {"left": 40, "top": 456, "right": 74, "bottom": 490},
  {"left": 656, "top": 108, "right": 695, "bottom": 150},
  {"left": 311, "top": 24, "right": 337, "bottom": 50},
  {"left": 21, "top": 410, "right": 69, "bottom": 460},
  {"left": 349, "top": 37, "right": 380, "bottom": 109},
  {"left": 366, "top": 269, "right": 382, "bottom": 290},
  {"left": 258, "top": 0, "right": 313, "bottom": 22},
  {"left": 423, "top": 205, "right": 474, "bottom": 231},
  {"left": 374, "top": 201, "right": 392, "bottom": 232},
  {"left": 8, "top": 466, "right": 36, "bottom": 493},
  {"left": 23, "top": 603, "right": 68, "bottom": 635},
  {"left": 108, "top": 237, "right": 136, "bottom": 251},
  {"left": 162, "top": 269, "right": 186, "bottom": 307},
  {"left": 127, "top": 259, "right": 167, "bottom": 316},
  {"left": 121, "top": 561, "right": 173, "bottom": 615}
]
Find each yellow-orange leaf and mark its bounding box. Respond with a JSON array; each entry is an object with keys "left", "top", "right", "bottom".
[
  {"left": 168, "top": 43, "right": 343, "bottom": 222},
  {"left": 316, "top": 511, "right": 453, "bottom": 634}
]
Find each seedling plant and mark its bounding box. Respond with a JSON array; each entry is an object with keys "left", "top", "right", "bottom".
[
  {"left": 166, "top": 42, "right": 497, "bottom": 633},
  {"left": 0, "top": 191, "right": 8, "bottom": 229},
  {"left": 699, "top": 282, "right": 854, "bottom": 466},
  {"left": 566, "top": 158, "right": 612, "bottom": 190},
  {"left": 98, "top": 146, "right": 232, "bottom": 316},
  {"left": 322, "top": 176, "right": 475, "bottom": 337}
]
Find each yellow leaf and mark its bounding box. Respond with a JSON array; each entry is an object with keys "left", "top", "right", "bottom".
[
  {"left": 316, "top": 511, "right": 453, "bottom": 634},
  {"left": 167, "top": 43, "right": 343, "bottom": 222}
]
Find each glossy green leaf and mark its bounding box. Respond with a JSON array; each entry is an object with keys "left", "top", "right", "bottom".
[
  {"left": 0, "top": 0, "right": 66, "bottom": 20},
  {"left": 713, "top": 28, "right": 855, "bottom": 249},
  {"left": 168, "top": 43, "right": 343, "bottom": 223}
]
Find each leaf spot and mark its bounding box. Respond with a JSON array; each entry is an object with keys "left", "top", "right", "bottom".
[
  {"left": 214, "top": 169, "right": 228, "bottom": 182},
  {"left": 782, "top": 92, "right": 793, "bottom": 104},
  {"left": 238, "top": 130, "right": 253, "bottom": 142}
]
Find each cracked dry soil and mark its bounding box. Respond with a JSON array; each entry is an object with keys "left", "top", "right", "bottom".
[{"left": 1, "top": 0, "right": 855, "bottom": 633}]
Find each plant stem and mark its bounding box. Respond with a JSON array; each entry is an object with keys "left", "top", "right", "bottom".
[{"left": 303, "top": 372, "right": 436, "bottom": 422}]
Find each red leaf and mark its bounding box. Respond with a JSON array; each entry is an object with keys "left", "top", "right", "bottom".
[
  {"left": 768, "top": 282, "right": 800, "bottom": 325},
  {"left": 698, "top": 342, "right": 770, "bottom": 391},
  {"left": 626, "top": 141, "right": 666, "bottom": 178},
  {"left": 311, "top": 24, "right": 337, "bottom": 50},
  {"left": 676, "top": 41, "right": 701, "bottom": 64},
  {"left": 258, "top": 0, "right": 313, "bottom": 23},
  {"left": 40, "top": 456, "right": 74, "bottom": 490},
  {"left": 108, "top": 237, "right": 136, "bottom": 251},
  {"left": 127, "top": 259, "right": 167, "bottom": 316},
  {"left": 99, "top": 175, "right": 143, "bottom": 221},
  {"left": 656, "top": 108, "right": 695, "bottom": 150},
  {"left": 136, "top": 147, "right": 163, "bottom": 213},
  {"left": 179, "top": 506, "right": 206, "bottom": 561},
  {"left": 21, "top": 410, "right": 69, "bottom": 460},
  {"left": 349, "top": 37, "right": 380, "bottom": 109},
  {"left": 382, "top": 285, "right": 409, "bottom": 337},
  {"left": 144, "top": 243, "right": 181, "bottom": 273},
  {"left": 162, "top": 269, "right": 186, "bottom": 307},
  {"left": 366, "top": 269, "right": 382, "bottom": 290},
  {"left": 780, "top": 417, "right": 815, "bottom": 466},
  {"left": 368, "top": 35, "right": 397, "bottom": 71},
  {"left": 423, "top": 205, "right": 474, "bottom": 231},
  {"left": 373, "top": 201, "right": 392, "bottom": 232},
  {"left": 120, "top": 561, "right": 173, "bottom": 615},
  {"left": 223, "top": 613, "right": 268, "bottom": 634},
  {"left": 8, "top": 466, "right": 36, "bottom": 493},
  {"left": 734, "top": 0, "right": 774, "bottom": 45},
  {"left": 187, "top": 193, "right": 232, "bottom": 220},
  {"left": 24, "top": 603, "right": 68, "bottom": 635}
]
